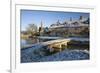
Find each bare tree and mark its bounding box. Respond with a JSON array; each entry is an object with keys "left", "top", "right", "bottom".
[{"left": 26, "top": 24, "right": 37, "bottom": 37}]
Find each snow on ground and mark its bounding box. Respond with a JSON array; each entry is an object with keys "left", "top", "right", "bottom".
[
  {"left": 21, "top": 47, "right": 89, "bottom": 63},
  {"left": 40, "top": 50, "right": 89, "bottom": 62}
]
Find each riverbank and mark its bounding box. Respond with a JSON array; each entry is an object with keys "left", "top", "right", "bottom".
[{"left": 21, "top": 47, "right": 89, "bottom": 63}]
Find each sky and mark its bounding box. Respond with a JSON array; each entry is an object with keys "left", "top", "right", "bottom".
[{"left": 20, "top": 10, "right": 89, "bottom": 31}]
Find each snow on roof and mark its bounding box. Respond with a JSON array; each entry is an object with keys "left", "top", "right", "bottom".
[{"left": 49, "top": 18, "right": 89, "bottom": 29}]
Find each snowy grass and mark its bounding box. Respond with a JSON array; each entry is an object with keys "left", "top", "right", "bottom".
[{"left": 21, "top": 46, "right": 89, "bottom": 63}]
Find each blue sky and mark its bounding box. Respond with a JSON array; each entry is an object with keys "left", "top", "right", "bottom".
[{"left": 20, "top": 10, "right": 89, "bottom": 31}]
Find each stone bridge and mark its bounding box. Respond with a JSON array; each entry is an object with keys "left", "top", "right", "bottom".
[{"left": 41, "top": 39, "right": 71, "bottom": 52}]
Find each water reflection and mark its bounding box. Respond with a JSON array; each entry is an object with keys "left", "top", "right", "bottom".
[
  {"left": 21, "top": 37, "right": 39, "bottom": 46},
  {"left": 21, "top": 37, "right": 52, "bottom": 47}
]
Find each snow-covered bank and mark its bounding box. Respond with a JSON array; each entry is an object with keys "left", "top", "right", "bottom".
[
  {"left": 40, "top": 50, "right": 89, "bottom": 62},
  {"left": 21, "top": 46, "right": 89, "bottom": 63}
]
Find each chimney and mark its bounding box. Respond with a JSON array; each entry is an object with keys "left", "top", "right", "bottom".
[{"left": 79, "top": 16, "right": 83, "bottom": 20}]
